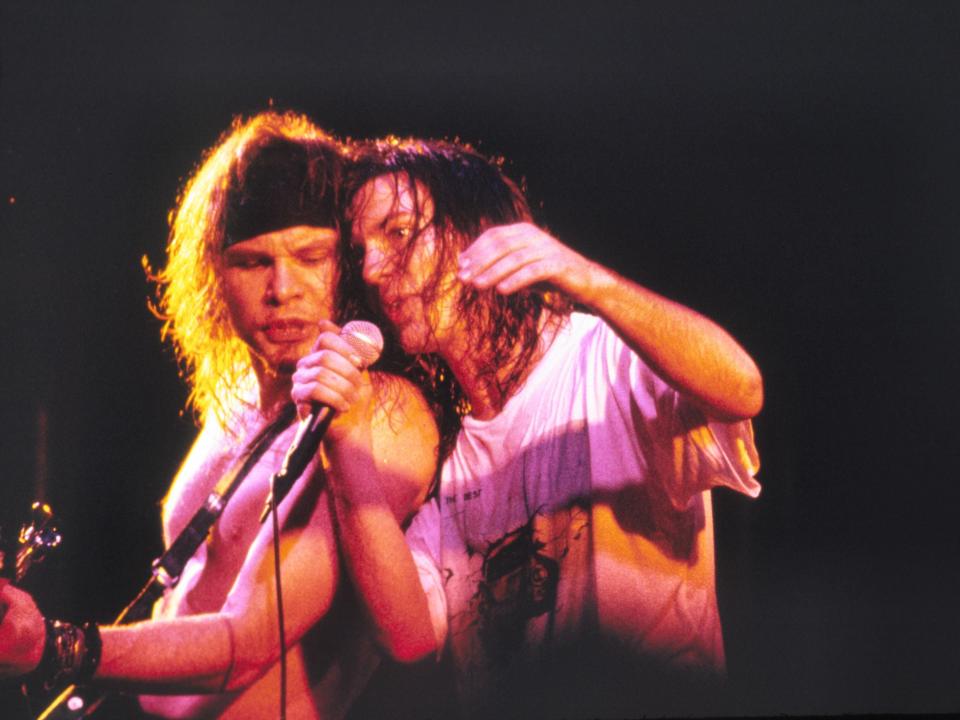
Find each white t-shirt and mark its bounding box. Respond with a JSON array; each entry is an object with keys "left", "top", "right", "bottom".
[{"left": 406, "top": 313, "right": 760, "bottom": 714}]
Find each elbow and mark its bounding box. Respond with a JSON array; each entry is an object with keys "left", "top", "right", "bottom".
[
  {"left": 382, "top": 633, "right": 437, "bottom": 665},
  {"left": 222, "top": 640, "right": 277, "bottom": 693},
  {"left": 219, "top": 571, "right": 338, "bottom": 692},
  {"left": 377, "top": 621, "right": 438, "bottom": 664},
  {"left": 215, "top": 613, "right": 279, "bottom": 694},
  {"left": 373, "top": 593, "right": 440, "bottom": 664},
  {"left": 739, "top": 367, "right": 764, "bottom": 419},
  {"left": 727, "top": 355, "right": 764, "bottom": 421},
  {"left": 710, "top": 364, "right": 764, "bottom": 422},
  {"left": 220, "top": 627, "right": 277, "bottom": 693}
]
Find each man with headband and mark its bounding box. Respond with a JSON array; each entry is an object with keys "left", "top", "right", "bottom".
[{"left": 0, "top": 113, "right": 440, "bottom": 719}]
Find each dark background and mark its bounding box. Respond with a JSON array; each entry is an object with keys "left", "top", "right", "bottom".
[{"left": 2, "top": 1, "right": 959, "bottom": 716}]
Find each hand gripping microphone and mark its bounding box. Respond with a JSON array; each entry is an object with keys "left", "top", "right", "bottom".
[{"left": 260, "top": 320, "right": 384, "bottom": 522}]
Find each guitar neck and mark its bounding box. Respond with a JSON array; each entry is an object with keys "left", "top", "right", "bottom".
[
  {"left": 36, "top": 685, "right": 103, "bottom": 720},
  {"left": 1, "top": 502, "right": 61, "bottom": 585}
]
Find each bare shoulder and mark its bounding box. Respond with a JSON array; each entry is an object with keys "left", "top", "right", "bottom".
[
  {"left": 368, "top": 372, "right": 440, "bottom": 523},
  {"left": 370, "top": 373, "right": 438, "bottom": 437},
  {"left": 160, "top": 415, "right": 245, "bottom": 544}
]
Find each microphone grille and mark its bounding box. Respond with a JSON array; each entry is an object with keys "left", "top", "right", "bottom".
[{"left": 340, "top": 321, "right": 384, "bottom": 368}]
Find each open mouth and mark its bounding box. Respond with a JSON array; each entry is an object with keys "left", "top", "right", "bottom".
[{"left": 263, "top": 319, "right": 313, "bottom": 344}]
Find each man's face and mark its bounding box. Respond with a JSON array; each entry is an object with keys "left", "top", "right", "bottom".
[
  {"left": 219, "top": 225, "right": 338, "bottom": 376},
  {"left": 349, "top": 175, "right": 460, "bottom": 355}
]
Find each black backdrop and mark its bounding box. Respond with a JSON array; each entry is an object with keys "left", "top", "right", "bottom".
[{"left": 2, "top": 2, "right": 959, "bottom": 716}]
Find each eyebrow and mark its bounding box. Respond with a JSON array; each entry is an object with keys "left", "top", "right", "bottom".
[
  {"left": 355, "top": 208, "right": 408, "bottom": 237},
  {"left": 223, "top": 232, "right": 337, "bottom": 255},
  {"left": 382, "top": 210, "right": 415, "bottom": 226},
  {"left": 222, "top": 244, "right": 264, "bottom": 257}
]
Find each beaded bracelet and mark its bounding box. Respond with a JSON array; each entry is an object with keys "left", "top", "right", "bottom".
[{"left": 24, "top": 618, "right": 102, "bottom": 694}]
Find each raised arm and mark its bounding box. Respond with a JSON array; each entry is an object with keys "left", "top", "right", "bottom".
[{"left": 457, "top": 223, "right": 764, "bottom": 421}]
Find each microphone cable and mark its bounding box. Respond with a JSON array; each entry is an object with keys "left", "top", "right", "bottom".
[
  {"left": 269, "top": 477, "right": 288, "bottom": 720},
  {"left": 267, "top": 321, "right": 383, "bottom": 720}
]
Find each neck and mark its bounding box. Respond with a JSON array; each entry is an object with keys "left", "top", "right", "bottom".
[
  {"left": 253, "top": 361, "right": 293, "bottom": 418},
  {"left": 445, "top": 350, "right": 506, "bottom": 421},
  {"left": 444, "top": 311, "right": 562, "bottom": 421}
]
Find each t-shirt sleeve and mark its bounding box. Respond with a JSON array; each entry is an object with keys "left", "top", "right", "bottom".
[
  {"left": 404, "top": 499, "right": 449, "bottom": 657},
  {"left": 594, "top": 317, "right": 761, "bottom": 510},
  {"left": 670, "top": 395, "right": 761, "bottom": 504}
]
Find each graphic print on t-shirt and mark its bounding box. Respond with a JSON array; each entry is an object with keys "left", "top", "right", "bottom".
[{"left": 451, "top": 503, "right": 588, "bottom": 666}]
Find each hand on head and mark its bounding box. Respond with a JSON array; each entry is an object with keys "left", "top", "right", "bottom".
[{"left": 457, "top": 222, "right": 594, "bottom": 300}]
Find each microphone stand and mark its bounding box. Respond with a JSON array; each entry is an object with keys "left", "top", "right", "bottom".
[{"left": 36, "top": 404, "right": 297, "bottom": 720}]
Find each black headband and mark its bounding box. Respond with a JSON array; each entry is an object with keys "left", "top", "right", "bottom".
[{"left": 223, "top": 140, "right": 338, "bottom": 247}]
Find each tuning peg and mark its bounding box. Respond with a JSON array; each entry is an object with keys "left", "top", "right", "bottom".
[
  {"left": 21, "top": 501, "right": 55, "bottom": 543},
  {"left": 16, "top": 501, "right": 61, "bottom": 582}
]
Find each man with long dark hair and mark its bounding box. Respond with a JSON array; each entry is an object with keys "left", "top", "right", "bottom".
[
  {"left": 320, "top": 137, "right": 764, "bottom": 717},
  {"left": 0, "top": 114, "right": 439, "bottom": 719}
]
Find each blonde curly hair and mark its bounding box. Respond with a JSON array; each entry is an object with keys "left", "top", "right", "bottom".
[{"left": 151, "top": 111, "right": 346, "bottom": 428}]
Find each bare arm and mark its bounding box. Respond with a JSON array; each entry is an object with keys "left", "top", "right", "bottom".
[
  {"left": 323, "top": 383, "right": 439, "bottom": 664},
  {"left": 457, "top": 223, "right": 764, "bottom": 421},
  {"left": 0, "top": 383, "right": 408, "bottom": 697},
  {"left": 1, "top": 332, "right": 438, "bottom": 712},
  {"left": 115, "top": 326, "right": 440, "bottom": 695},
  {"left": 108, "top": 469, "right": 340, "bottom": 695},
  {"left": 291, "top": 327, "right": 440, "bottom": 664}
]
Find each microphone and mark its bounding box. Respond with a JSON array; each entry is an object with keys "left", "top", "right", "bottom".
[{"left": 260, "top": 321, "right": 384, "bottom": 522}]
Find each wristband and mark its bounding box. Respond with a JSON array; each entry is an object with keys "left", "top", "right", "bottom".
[{"left": 24, "top": 618, "right": 102, "bottom": 694}]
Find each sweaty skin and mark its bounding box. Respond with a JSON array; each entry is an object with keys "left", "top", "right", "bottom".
[
  {"left": 325, "top": 172, "right": 763, "bottom": 670},
  {"left": 0, "top": 224, "right": 439, "bottom": 720}
]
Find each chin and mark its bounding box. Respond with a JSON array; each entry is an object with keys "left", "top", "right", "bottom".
[
  {"left": 397, "top": 325, "right": 432, "bottom": 354},
  {"left": 261, "top": 345, "right": 307, "bottom": 378}
]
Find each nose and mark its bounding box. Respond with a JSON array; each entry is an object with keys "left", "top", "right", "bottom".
[
  {"left": 362, "top": 242, "right": 388, "bottom": 286},
  {"left": 267, "top": 259, "right": 303, "bottom": 304}
]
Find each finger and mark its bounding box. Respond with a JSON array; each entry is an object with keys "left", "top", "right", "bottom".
[
  {"left": 458, "top": 224, "right": 533, "bottom": 277},
  {"left": 292, "top": 359, "right": 362, "bottom": 398},
  {"left": 309, "top": 332, "right": 364, "bottom": 368},
  {"left": 291, "top": 372, "right": 358, "bottom": 413},
  {"left": 296, "top": 347, "right": 365, "bottom": 380},
  {"left": 291, "top": 386, "right": 354, "bottom": 414},
  {"left": 304, "top": 320, "right": 341, "bottom": 357},
  {"left": 465, "top": 244, "right": 548, "bottom": 291},
  {"left": 316, "top": 319, "right": 340, "bottom": 336},
  {"left": 491, "top": 258, "right": 564, "bottom": 294}
]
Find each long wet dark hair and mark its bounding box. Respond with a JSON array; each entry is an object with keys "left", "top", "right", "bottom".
[{"left": 343, "top": 137, "right": 573, "bottom": 424}]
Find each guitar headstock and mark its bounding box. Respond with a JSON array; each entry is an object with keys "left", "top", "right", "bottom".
[{"left": 0, "top": 501, "right": 62, "bottom": 584}]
